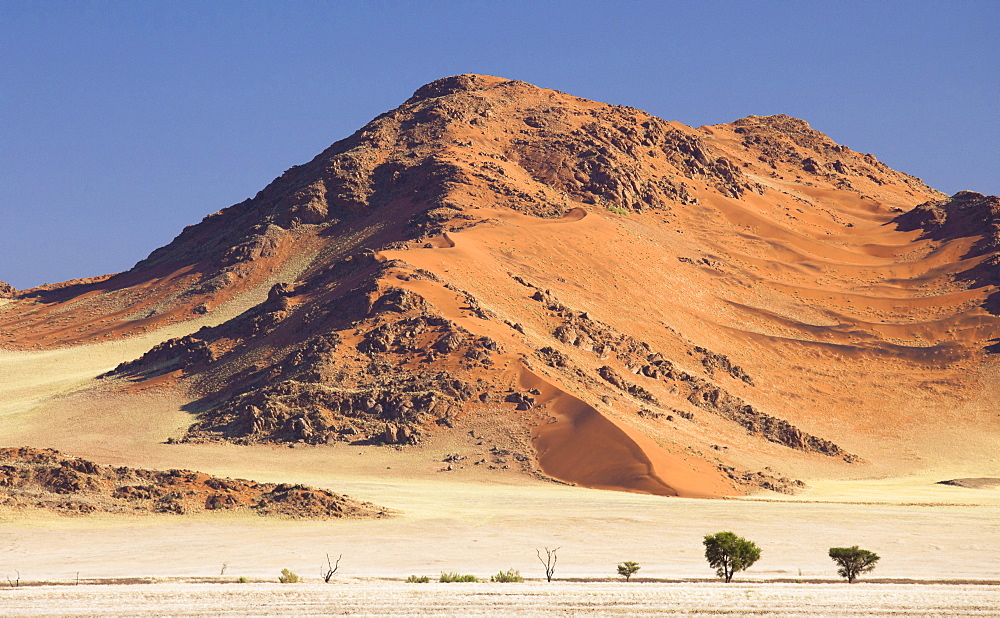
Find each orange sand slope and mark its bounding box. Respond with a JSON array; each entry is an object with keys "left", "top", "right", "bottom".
[{"left": 1, "top": 74, "right": 999, "bottom": 500}]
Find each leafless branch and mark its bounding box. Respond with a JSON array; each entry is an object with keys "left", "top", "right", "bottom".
[
  {"left": 322, "top": 553, "right": 342, "bottom": 583},
  {"left": 536, "top": 547, "right": 560, "bottom": 582}
]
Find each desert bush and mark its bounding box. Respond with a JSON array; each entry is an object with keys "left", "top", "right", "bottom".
[
  {"left": 703, "top": 531, "right": 761, "bottom": 583},
  {"left": 490, "top": 569, "right": 524, "bottom": 583},
  {"left": 617, "top": 561, "right": 640, "bottom": 582},
  {"left": 236, "top": 576, "right": 249, "bottom": 584},
  {"left": 828, "top": 546, "right": 880, "bottom": 583},
  {"left": 406, "top": 575, "right": 431, "bottom": 583},
  {"left": 278, "top": 568, "right": 299, "bottom": 584},
  {"left": 439, "top": 572, "right": 477, "bottom": 583}
]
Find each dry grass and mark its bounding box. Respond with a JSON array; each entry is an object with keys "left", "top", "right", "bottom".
[{"left": 2, "top": 581, "right": 999, "bottom": 616}]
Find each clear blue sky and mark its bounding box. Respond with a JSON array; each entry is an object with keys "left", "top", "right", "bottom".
[{"left": 1, "top": 1, "right": 997, "bottom": 289}]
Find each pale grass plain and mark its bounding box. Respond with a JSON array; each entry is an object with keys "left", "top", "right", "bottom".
[
  {"left": 2, "top": 294, "right": 1000, "bottom": 614},
  {"left": 4, "top": 581, "right": 1000, "bottom": 616}
]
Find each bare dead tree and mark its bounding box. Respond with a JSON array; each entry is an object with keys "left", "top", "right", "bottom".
[
  {"left": 220, "top": 563, "right": 228, "bottom": 576},
  {"left": 321, "top": 554, "right": 342, "bottom": 583},
  {"left": 536, "top": 547, "right": 560, "bottom": 582}
]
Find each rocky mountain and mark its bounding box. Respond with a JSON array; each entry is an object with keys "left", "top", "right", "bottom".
[{"left": 3, "top": 74, "right": 999, "bottom": 499}]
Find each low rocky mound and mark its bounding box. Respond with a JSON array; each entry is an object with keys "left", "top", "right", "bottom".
[
  {"left": 0, "top": 447, "right": 391, "bottom": 518},
  {"left": 0, "top": 280, "right": 15, "bottom": 298},
  {"left": 937, "top": 478, "right": 1000, "bottom": 490}
]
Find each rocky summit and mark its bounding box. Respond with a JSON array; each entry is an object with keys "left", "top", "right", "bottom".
[{"left": 2, "top": 74, "right": 999, "bottom": 499}]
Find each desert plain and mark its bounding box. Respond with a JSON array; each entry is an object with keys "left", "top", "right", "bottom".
[{"left": 2, "top": 332, "right": 999, "bottom": 615}]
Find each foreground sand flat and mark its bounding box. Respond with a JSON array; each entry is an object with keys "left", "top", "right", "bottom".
[
  {"left": 3, "top": 581, "right": 999, "bottom": 616},
  {"left": 2, "top": 478, "right": 999, "bottom": 582}
]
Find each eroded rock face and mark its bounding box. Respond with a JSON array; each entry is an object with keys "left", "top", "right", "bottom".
[
  {"left": 0, "top": 447, "right": 390, "bottom": 518},
  {"left": 0, "top": 281, "right": 15, "bottom": 298}
]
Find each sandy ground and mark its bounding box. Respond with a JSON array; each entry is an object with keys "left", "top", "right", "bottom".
[
  {"left": 1, "top": 327, "right": 999, "bottom": 587},
  {"left": 3, "top": 581, "right": 999, "bottom": 616},
  {"left": 2, "top": 477, "right": 999, "bottom": 582}
]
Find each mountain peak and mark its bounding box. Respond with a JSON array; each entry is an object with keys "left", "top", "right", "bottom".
[{"left": 406, "top": 74, "right": 515, "bottom": 103}]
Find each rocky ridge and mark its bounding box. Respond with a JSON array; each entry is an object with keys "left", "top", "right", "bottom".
[{"left": 0, "top": 447, "right": 390, "bottom": 518}]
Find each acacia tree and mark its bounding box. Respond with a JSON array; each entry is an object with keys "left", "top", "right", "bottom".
[
  {"left": 828, "top": 546, "right": 879, "bottom": 583},
  {"left": 703, "top": 531, "right": 761, "bottom": 583},
  {"left": 617, "top": 561, "right": 640, "bottom": 582}
]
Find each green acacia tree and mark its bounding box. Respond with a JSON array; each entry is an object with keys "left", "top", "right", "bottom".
[
  {"left": 703, "top": 531, "right": 761, "bottom": 583},
  {"left": 617, "top": 561, "right": 640, "bottom": 582},
  {"left": 828, "top": 546, "right": 879, "bottom": 583}
]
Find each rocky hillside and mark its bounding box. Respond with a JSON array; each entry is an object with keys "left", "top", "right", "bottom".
[
  {"left": 3, "top": 74, "right": 998, "bottom": 499},
  {"left": 0, "top": 447, "right": 389, "bottom": 518}
]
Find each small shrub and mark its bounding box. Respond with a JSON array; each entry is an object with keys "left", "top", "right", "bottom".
[
  {"left": 278, "top": 568, "right": 299, "bottom": 584},
  {"left": 406, "top": 575, "right": 431, "bottom": 583},
  {"left": 491, "top": 569, "right": 523, "bottom": 583},
  {"left": 617, "top": 561, "right": 640, "bottom": 582},
  {"left": 607, "top": 206, "right": 629, "bottom": 216},
  {"left": 439, "top": 572, "right": 477, "bottom": 583},
  {"left": 236, "top": 576, "right": 249, "bottom": 584}
]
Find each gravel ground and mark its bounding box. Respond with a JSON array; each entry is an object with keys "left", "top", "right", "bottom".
[{"left": 3, "top": 581, "right": 1000, "bottom": 617}]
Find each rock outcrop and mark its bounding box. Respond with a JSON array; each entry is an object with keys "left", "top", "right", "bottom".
[{"left": 0, "top": 447, "right": 390, "bottom": 518}]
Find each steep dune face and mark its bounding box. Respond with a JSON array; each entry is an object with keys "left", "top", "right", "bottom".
[{"left": 2, "top": 74, "right": 998, "bottom": 498}]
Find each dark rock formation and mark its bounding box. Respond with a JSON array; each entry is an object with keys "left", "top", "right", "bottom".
[
  {"left": 895, "top": 191, "right": 1000, "bottom": 317},
  {"left": 597, "top": 366, "right": 659, "bottom": 404},
  {"left": 694, "top": 346, "right": 755, "bottom": 385},
  {"left": 895, "top": 191, "right": 1000, "bottom": 256},
  {"left": 0, "top": 447, "right": 389, "bottom": 518}
]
